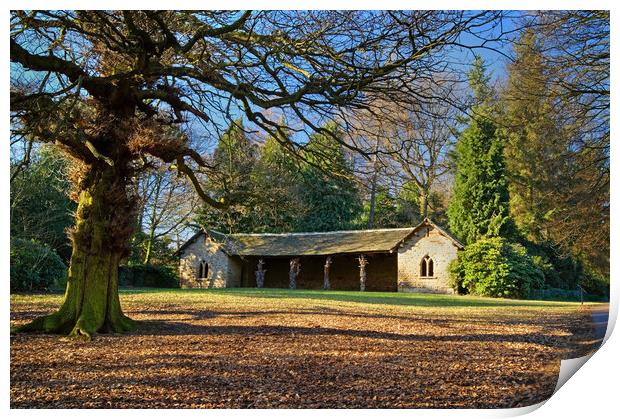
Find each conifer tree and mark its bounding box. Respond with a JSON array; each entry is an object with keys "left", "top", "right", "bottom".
[
  {"left": 196, "top": 120, "right": 257, "bottom": 233},
  {"left": 500, "top": 27, "right": 609, "bottom": 285},
  {"left": 297, "top": 123, "right": 362, "bottom": 232},
  {"left": 501, "top": 29, "right": 567, "bottom": 243},
  {"left": 251, "top": 128, "right": 304, "bottom": 233},
  {"left": 447, "top": 57, "right": 512, "bottom": 244}
]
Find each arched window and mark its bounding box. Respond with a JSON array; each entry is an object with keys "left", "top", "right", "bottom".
[
  {"left": 197, "top": 260, "right": 209, "bottom": 279},
  {"left": 420, "top": 256, "right": 434, "bottom": 278}
]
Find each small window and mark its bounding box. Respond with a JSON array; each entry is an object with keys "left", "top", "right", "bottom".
[
  {"left": 197, "top": 260, "right": 209, "bottom": 279},
  {"left": 420, "top": 256, "right": 434, "bottom": 278}
]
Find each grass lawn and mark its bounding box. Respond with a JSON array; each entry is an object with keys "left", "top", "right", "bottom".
[{"left": 10, "top": 288, "right": 606, "bottom": 408}]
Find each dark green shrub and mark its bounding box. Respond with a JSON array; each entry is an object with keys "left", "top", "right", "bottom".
[
  {"left": 581, "top": 268, "right": 610, "bottom": 298},
  {"left": 527, "top": 287, "right": 607, "bottom": 302},
  {"left": 528, "top": 287, "right": 582, "bottom": 302},
  {"left": 119, "top": 264, "right": 179, "bottom": 288},
  {"left": 530, "top": 254, "right": 561, "bottom": 288},
  {"left": 10, "top": 238, "right": 67, "bottom": 292},
  {"left": 520, "top": 240, "right": 582, "bottom": 290},
  {"left": 449, "top": 237, "right": 544, "bottom": 299}
]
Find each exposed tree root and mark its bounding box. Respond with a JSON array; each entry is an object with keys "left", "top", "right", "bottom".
[
  {"left": 12, "top": 310, "right": 136, "bottom": 341},
  {"left": 12, "top": 309, "right": 74, "bottom": 335}
]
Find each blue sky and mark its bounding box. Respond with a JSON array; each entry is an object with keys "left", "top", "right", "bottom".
[{"left": 10, "top": 11, "right": 523, "bottom": 157}]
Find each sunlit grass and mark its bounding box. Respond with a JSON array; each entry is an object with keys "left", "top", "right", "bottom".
[
  {"left": 11, "top": 287, "right": 593, "bottom": 310},
  {"left": 126, "top": 287, "right": 591, "bottom": 307}
]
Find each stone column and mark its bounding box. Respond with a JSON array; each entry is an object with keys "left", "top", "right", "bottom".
[
  {"left": 358, "top": 254, "right": 368, "bottom": 291},
  {"left": 289, "top": 257, "right": 300, "bottom": 289},
  {"left": 255, "top": 258, "right": 266, "bottom": 288},
  {"left": 323, "top": 256, "right": 332, "bottom": 290}
]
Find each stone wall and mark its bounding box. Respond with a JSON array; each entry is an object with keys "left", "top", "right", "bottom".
[
  {"left": 397, "top": 225, "right": 458, "bottom": 293},
  {"left": 178, "top": 234, "right": 239, "bottom": 288},
  {"left": 178, "top": 226, "right": 459, "bottom": 293}
]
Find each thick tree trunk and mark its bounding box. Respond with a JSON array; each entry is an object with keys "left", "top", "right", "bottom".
[
  {"left": 419, "top": 190, "right": 429, "bottom": 219},
  {"left": 14, "top": 165, "right": 136, "bottom": 340}
]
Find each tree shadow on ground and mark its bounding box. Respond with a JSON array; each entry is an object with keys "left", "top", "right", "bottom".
[
  {"left": 133, "top": 320, "right": 599, "bottom": 356},
  {"left": 121, "top": 287, "right": 587, "bottom": 309},
  {"left": 128, "top": 306, "right": 595, "bottom": 331}
]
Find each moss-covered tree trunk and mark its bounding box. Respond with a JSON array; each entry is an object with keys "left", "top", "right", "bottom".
[{"left": 14, "top": 164, "right": 136, "bottom": 340}]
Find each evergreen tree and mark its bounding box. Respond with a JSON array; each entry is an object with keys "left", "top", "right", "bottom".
[
  {"left": 250, "top": 129, "right": 304, "bottom": 233},
  {"left": 500, "top": 29, "right": 609, "bottom": 289},
  {"left": 296, "top": 123, "right": 362, "bottom": 232},
  {"left": 195, "top": 119, "right": 258, "bottom": 233},
  {"left": 447, "top": 57, "right": 512, "bottom": 244},
  {"left": 501, "top": 29, "right": 567, "bottom": 243}
]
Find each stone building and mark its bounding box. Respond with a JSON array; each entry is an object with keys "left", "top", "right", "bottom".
[{"left": 176, "top": 218, "right": 463, "bottom": 293}]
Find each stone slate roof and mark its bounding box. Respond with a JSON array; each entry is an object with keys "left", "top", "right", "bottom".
[
  {"left": 207, "top": 227, "right": 417, "bottom": 257},
  {"left": 174, "top": 218, "right": 463, "bottom": 257}
]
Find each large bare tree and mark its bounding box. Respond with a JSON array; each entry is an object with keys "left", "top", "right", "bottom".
[
  {"left": 10, "top": 10, "right": 503, "bottom": 338},
  {"left": 347, "top": 81, "right": 458, "bottom": 225},
  {"left": 384, "top": 97, "right": 457, "bottom": 219},
  {"left": 134, "top": 169, "right": 198, "bottom": 264}
]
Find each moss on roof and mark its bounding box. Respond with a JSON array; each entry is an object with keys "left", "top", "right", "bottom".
[
  {"left": 207, "top": 227, "right": 417, "bottom": 257},
  {"left": 175, "top": 218, "right": 463, "bottom": 257}
]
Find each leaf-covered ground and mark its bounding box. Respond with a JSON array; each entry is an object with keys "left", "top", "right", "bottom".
[{"left": 10, "top": 289, "right": 605, "bottom": 408}]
